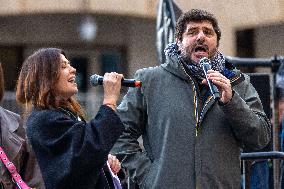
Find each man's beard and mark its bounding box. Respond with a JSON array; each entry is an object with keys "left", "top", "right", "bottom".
[{"left": 178, "top": 42, "right": 217, "bottom": 65}]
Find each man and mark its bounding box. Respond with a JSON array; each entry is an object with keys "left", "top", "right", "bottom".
[{"left": 111, "top": 9, "right": 271, "bottom": 189}]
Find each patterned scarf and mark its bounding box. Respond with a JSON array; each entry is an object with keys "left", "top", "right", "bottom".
[{"left": 164, "top": 43, "right": 226, "bottom": 80}]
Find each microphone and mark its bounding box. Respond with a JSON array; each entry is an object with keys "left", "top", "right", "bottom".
[
  {"left": 199, "top": 57, "right": 220, "bottom": 101},
  {"left": 90, "top": 74, "right": 142, "bottom": 88}
]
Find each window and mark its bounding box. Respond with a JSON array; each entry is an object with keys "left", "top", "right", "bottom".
[
  {"left": 0, "top": 46, "right": 23, "bottom": 91},
  {"left": 100, "top": 49, "right": 127, "bottom": 76},
  {"left": 236, "top": 29, "right": 255, "bottom": 73}
]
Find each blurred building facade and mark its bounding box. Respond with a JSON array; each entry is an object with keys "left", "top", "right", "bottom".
[{"left": 0, "top": 0, "right": 284, "bottom": 116}]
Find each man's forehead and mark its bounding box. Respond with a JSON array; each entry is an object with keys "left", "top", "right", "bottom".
[{"left": 185, "top": 21, "right": 214, "bottom": 29}]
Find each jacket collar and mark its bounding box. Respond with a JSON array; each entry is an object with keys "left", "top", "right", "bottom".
[
  {"left": 0, "top": 106, "right": 20, "bottom": 133},
  {"left": 161, "top": 54, "right": 244, "bottom": 86}
]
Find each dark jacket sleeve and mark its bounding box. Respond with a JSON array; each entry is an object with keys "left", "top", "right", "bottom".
[
  {"left": 26, "top": 105, "right": 123, "bottom": 189},
  {"left": 221, "top": 74, "right": 271, "bottom": 151}
]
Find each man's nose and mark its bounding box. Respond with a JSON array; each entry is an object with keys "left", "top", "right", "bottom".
[{"left": 196, "top": 31, "right": 205, "bottom": 40}]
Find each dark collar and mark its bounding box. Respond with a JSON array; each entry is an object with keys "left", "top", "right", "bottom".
[{"left": 58, "top": 107, "right": 83, "bottom": 122}]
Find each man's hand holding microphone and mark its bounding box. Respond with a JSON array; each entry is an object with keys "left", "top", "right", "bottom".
[{"left": 200, "top": 57, "right": 232, "bottom": 104}]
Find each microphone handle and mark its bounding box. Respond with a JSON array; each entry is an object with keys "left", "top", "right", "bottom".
[
  {"left": 208, "top": 80, "right": 220, "bottom": 100},
  {"left": 97, "top": 78, "right": 141, "bottom": 87},
  {"left": 202, "top": 63, "right": 220, "bottom": 101},
  {"left": 121, "top": 79, "right": 140, "bottom": 87}
]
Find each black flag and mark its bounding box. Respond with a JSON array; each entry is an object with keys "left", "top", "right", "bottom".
[{"left": 156, "top": 0, "right": 182, "bottom": 64}]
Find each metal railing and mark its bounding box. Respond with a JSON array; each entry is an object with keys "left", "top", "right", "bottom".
[
  {"left": 241, "top": 151, "right": 284, "bottom": 161},
  {"left": 241, "top": 151, "right": 284, "bottom": 189}
]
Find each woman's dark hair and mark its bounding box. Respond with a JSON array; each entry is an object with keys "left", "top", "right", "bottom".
[
  {"left": 175, "top": 9, "right": 221, "bottom": 46},
  {"left": 16, "top": 48, "right": 85, "bottom": 118},
  {"left": 0, "top": 63, "right": 4, "bottom": 102}
]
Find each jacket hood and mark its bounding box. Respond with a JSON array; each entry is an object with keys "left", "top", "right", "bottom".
[{"left": 161, "top": 43, "right": 189, "bottom": 81}]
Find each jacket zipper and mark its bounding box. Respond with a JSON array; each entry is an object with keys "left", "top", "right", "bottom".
[{"left": 178, "top": 62, "right": 200, "bottom": 136}]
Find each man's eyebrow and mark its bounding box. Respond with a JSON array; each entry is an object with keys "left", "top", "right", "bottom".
[
  {"left": 186, "top": 26, "right": 198, "bottom": 30},
  {"left": 184, "top": 27, "right": 198, "bottom": 33},
  {"left": 202, "top": 26, "right": 214, "bottom": 30}
]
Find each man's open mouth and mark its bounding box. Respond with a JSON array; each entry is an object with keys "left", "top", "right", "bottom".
[{"left": 194, "top": 45, "right": 208, "bottom": 53}]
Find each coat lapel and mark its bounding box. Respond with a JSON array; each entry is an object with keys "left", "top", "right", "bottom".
[{"left": 0, "top": 107, "right": 24, "bottom": 177}]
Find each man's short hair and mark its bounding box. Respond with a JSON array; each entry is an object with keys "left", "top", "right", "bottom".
[{"left": 175, "top": 9, "right": 221, "bottom": 44}]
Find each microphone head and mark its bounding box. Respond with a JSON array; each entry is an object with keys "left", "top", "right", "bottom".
[
  {"left": 199, "top": 57, "right": 211, "bottom": 66},
  {"left": 89, "top": 74, "right": 102, "bottom": 86}
]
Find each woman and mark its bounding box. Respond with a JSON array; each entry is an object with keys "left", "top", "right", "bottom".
[
  {"left": 16, "top": 48, "right": 124, "bottom": 189},
  {"left": 0, "top": 63, "right": 45, "bottom": 188}
]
